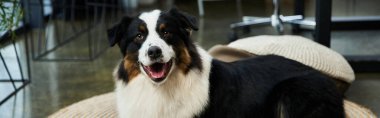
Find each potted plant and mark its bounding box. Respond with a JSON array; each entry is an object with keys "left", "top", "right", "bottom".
[{"left": 0, "top": 0, "right": 23, "bottom": 45}]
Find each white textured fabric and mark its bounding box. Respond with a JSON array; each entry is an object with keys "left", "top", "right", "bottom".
[
  {"left": 344, "top": 100, "right": 377, "bottom": 118},
  {"left": 228, "top": 35, "right": 355, "bottom": 83},
  {"left": 49, "top": 92, "right": 376, "bottom": 118},
  {"left": 49, "top": 93, "right": 118, "bottom": 118}
]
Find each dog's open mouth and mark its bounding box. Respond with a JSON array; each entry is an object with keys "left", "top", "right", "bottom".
[{"left": 142, "top": 60, "right": 173, "bottom": 82}]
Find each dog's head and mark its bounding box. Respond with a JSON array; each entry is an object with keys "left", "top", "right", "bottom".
[{"left": 108, "top": 8, "right": 202, "bottom": 84}]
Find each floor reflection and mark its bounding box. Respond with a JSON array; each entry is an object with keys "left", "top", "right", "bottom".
[{"left": 0, "top": 87, "right": 30, "bottom": 118}]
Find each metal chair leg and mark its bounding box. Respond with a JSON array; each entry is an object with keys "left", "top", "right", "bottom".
[
  {"left": 229, "top": 0, "right": 315, "bottom": 38},
  {"left": 198, "top": 0, "right": 204, "bottom": 16},
  {"left": 271, "top": 0, "right": 284, "bottom": 34}
]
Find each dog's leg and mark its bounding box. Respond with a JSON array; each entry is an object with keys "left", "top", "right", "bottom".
[{"left": 266, "top": 75, "right": 344, "bottom": 118}]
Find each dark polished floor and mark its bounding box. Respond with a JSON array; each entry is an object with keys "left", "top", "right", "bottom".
[{"left": 1, "top": 0, "right": 380, "bottom": 117}]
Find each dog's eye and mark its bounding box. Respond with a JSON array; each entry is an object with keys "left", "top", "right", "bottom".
[
  {"left": 137, "top": 34, "right": 143, "bottom": 38},
  {"left": 135, "top": 34, "right": 144, "bottom": 42},
  {"left": 163, "top": 31, "right": 170, "bottom": 38}
]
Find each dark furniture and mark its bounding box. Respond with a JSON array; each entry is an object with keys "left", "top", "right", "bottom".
[
  {"left": 231, "top": 0, "right": 380, "bottom": 72},
  {"left": 0, "top": 0, "right": 31, "bottom": 106},
  {"left": 299, "top": 0, "right": 380, "bottom": 72}
]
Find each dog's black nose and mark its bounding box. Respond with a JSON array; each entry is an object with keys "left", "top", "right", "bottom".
[{"left": 148, "top": 46, "right": 162, "bottom": 59}]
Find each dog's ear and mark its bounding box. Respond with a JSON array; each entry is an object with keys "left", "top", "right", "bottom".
[
  {"left": 168, "top": 7, "right": 199, "bottom": 31},
  {"left": 107, "top": 16, "right": 133, "bottom": 47}
]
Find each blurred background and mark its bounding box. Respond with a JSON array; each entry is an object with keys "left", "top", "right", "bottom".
[{"left": 0, "top": 0, "right": 379, "bottom": 117}]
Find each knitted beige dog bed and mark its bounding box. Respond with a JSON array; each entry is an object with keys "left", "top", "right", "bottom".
[
  {"left": 209, "top": 35, "right": 354, "bottom": 93},
  {"left": 50, "top": 35, "right": 375, "bottom": 117},
  {"left": 49, "top": 92, "right": 376, "bottom": 118}
]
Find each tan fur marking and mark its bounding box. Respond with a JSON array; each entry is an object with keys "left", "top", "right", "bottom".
[
  {"left": 178, "top": 47, "right": 191, "bottom": 73},
  {"left": 159, "top": 23, "right": 166, "bottom": 31},
  {"left": 124, "top": 56, "right": 140, "bottom": 81},
  {"left": 139, "top": 24, "right": 146, "bottom": 32}
]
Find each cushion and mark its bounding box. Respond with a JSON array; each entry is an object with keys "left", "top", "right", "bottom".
[
  {"left": 208, "top": 45, "right": 253, "bottom": 62},
  {"left": 49, "top": 92, "right": 376, "bottom": 118},
  {"left": 48, "top": 93, "right": 117, "bottom": 118},
  {"left": 209, "top": 35, "right": 355, "bottom": 93},
  {"left": 226, "top": 35, "right": 354, "bottom": 83}
]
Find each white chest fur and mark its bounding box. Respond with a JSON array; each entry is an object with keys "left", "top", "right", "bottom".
[{"left": 115, "top": 47, "right": 212, "bottom": 118}]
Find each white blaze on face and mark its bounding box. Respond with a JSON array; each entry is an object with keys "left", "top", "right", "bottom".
[{"left": 138, "top": 10, "right": 175, "bottom": 66}]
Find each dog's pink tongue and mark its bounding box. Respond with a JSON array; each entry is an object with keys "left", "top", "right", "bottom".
[
  {"left": 146, "top": 65, "right": 166, "bottom": 79},
  {"left": 150, "top": 70, "right": 165, "bottom": 78}
]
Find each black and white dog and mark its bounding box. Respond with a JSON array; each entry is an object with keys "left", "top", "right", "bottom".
[{"left": 107, "top": 8, "right": 344, "bottom": 118}]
